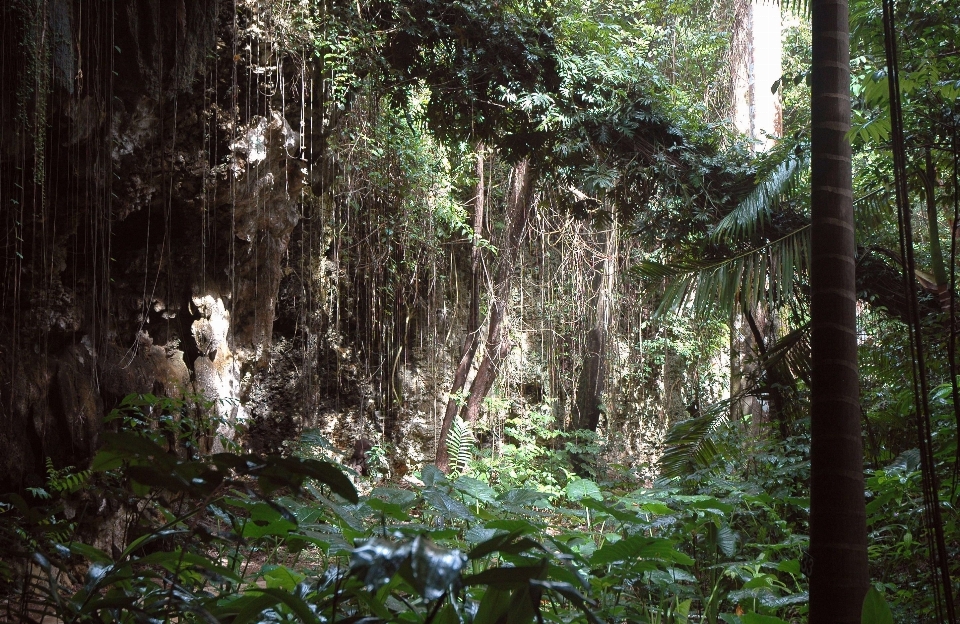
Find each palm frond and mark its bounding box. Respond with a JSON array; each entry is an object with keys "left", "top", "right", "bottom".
[
  {"left": 853, "top": 188, "right": 893, "bottom": 231},
  {"left": 445, "top": 416, "right": 475, "bottom": 474},
  {"left": 659, "top": 402, "right": 731, "bottom": 478},
  {"left": 762, "top": 321, "right": 811, "bottom": 386},
  {"left": 768, "top": 0, "right": 810, "bottom": 17},
  {"left": 636, "top": 225, "right": 811, "bottom": 318},
  {"left": 711, "top": 155, "right": 808, "bottom": 243}
]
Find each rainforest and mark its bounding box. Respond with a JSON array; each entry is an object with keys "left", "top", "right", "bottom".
[{"left": 1, "top": 0, "right": 959, "bottom": 622}]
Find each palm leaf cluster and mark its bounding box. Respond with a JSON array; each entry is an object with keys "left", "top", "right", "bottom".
[
  {"left": 636, "top": 155, "right": 810, "bottom": 319},
  {"left": 659, "top": 403, "right": 730, "bottom": 478},
  {"left": 659, "top": 323, "right": 811, "bottom": 478}
]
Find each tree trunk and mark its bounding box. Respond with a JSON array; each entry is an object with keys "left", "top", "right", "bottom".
[
  {"left": 730, "top": 0, "right": 783, "bottom": 149},
  {"left": 729, "top": 0, "right": 782, "bottom": 424},
  {"left": 461, "top": 159, "right": 536, "bottom": 425},
  {"left": 809, "top": 0, "right": 869, "bottom": 620},
  {"left": 436, "top": 146, "right": 486, "bottom": 471},
  {"left": 571, "top": 222, "right": 615, "bottom": 433}
]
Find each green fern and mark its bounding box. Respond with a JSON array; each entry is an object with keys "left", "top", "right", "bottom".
[
  {"left": 445, "top": 416, "right": 475, "bottom": 475},
  {"left": 45, "top": 458, "right": 90, "bottom": 495}
]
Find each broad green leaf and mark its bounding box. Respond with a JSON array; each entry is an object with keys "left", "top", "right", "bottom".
[
  {"left": 240, "top": 502, "right": 297, "bottom": 538},
  {"left": 499, "top": 488, "right": 552, "bottom": 508},
  {"left": 566, "top": 478, "right": 602, "bottom": 502},
  {"left": 582, "top": 498, "right": 645, "bottom": 524},
  {"left": 485, "top": 519, "right": 540, "bottom": 534},
  {"left": 861, "top": 587, "right": 894, "bottom": 624},
  {"left": 455, "top": 476, "right": 498, "bottom": 503},
  {"left": 741, "top": 614, "right": 790, "bottom": 624},
  {"left": 246, "top": 588, "right": 321, "bottom": 624},
  {"left": 136, "top": 550, "right": 242, "bottom": 583},
  {"left": 776, "top": 559, "right": 801, "bottom": 575},
  {"left": 505, "top": 585, "right": 539, "bottom": 624},
  {"left": 469, "top": 529, "right": 542, "bottom": 559},
  {"left": 422, "top": 464, "right": 447, "bottom": 486},
  {"left": 370, "top": 486, "right": 418, "bottom": 507},
  {"left": 367, "top": 498, "right": 412, "bottom": 521},
  {"left": 261, "top": 565, "right": 305, "bottom": 591},
  {"left": 474, "top": 587, "right": 512, "bottom": 624},
  {"left": 640, "top": 502, "right": 674, "bottom": 515},
  {"left": 465, "top": 527, "right": 501, "bottom": 543},
  {"left": 590, "top": 536, "right": 693, "bottom": 566},
  {"left": 464, "top": 563, "right": 546, "bottom": 589},
  {"left": 67, "top": 542, "right": 112, "bottom": 564},
  {"left": 424, "top": 488, "right": 476, "bottom": 521}
]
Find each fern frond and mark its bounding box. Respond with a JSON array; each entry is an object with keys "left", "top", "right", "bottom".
[
  {"left": 445, "top": 416, "right": 475, "bottom": 474},
  {"left": 762, "top": 321, "right": 811, "bottom": 383}
]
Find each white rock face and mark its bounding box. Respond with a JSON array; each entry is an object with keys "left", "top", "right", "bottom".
[{"left": 191, "top": 295, "right": 246, "bottom": 451}]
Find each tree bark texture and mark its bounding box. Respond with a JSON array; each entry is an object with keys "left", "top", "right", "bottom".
[
  {"left": 809, "top": 0, "right": 870, "bottom": 620},
  {"left": 436, "top": 146, "right": 486, "bottom": 471},
  {"left": 730, "top": 0, "right": 783, "bottom": 149},
  {"left": 571, "top": 223, "right": 615, "bottom": 433},
  {"left": 461, "top": 159, "right": 536, "bottom": 426}
]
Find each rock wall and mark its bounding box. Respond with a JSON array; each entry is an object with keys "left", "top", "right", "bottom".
[{"left": 0, "top": 0, "right": 329, "bottom": 491}]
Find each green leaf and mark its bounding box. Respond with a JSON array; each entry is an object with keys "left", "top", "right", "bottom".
[
  {"left": 708, "top": 523, "right": 737, "bottom": 556},
  {"left": 741, "top": 614, "right": 790, "bottom": 624},
  {"left": 712, "top": 155, "right": 807, "bottom": 243},
  {"left": 485, "top": 519, "right": 540, "bottom": 534},
  {"left": 464, "top": 564, "right": 546, "bottom": 589},
  {"left": 566, "top": 478, "right": 602, "bottom": 502},
  {"left": 367, "top": 498, "right": 412, "bottom": 521},
  {"left": 67, "top": 542, "right": 112, "bottom": 564},
  {"left": 498, "top": 489, "right": 551, "bottom": 508},
  {"left": 469, "top": 529, "right": 542, "bottom": 559},
  {"left": 240, "top": 502, "right": 298, "bottom": 539},
  {"left": 581, "top": 498, "right": 645, "bottom": 524},
  {"left": 261, "top": 565, "right": 306, "bottom": 591},
  {"left": 422, "top": 464, "right": 447, "bottom": 486},
  {"left": 370, "top": 486, "right": 418, "bottom": 507},
  {"left": 136, "top": 550, "right": 242, "bottom": 583},
  {"left": 776, "top": 559, "right": 801, "bottom": 575},
  {"left": 590, "top": 536, "right": 693, "bottom": 566},
  {"left": 505, "top": 585, "right": 539, "bottom": 624},
  {"left": 454, "top": 476, "right": 498, "bottom": 503},
  {"left": 424, "top": 488, "right": 476, "bottom": 521},
  {"left": 446, "top": 416, "right": 475, "bottom": 473},
  {"left": 861, "top": 587, "right": 894, "bottom": 624},
  {"left": 474, "top": 587, "right": 512, "bottom": 624},
  {"left": 531, "top": 579, "right": 601, "bottom": 623},
  {"left": 246, "top": 588, "right": 322, "bottom": 624}
]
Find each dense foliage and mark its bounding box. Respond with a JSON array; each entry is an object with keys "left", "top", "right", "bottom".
[{"left": 2, "top": 0, "right": 960, "bottom": 621}]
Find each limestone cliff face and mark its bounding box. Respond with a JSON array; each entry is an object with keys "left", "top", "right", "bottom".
[{"left": 0, "top": 0, "right": 321, "bottom": 491}]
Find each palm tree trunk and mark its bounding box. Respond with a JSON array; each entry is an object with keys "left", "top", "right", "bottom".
[{"left": 809, "top": 0, "right": 869, "bottom": 621}]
